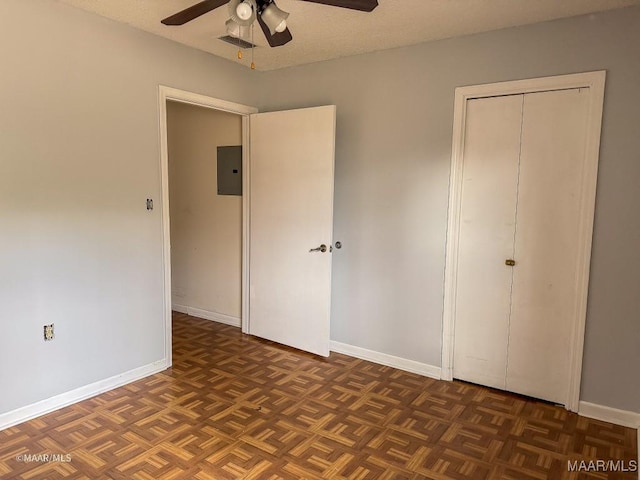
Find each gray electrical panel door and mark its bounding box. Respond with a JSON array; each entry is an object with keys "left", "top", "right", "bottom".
[{"left": 217, "top": 145, "right": 242, "bottom": 196}]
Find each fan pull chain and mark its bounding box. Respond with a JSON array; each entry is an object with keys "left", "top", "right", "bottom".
[
  {"left": 237, "top": 32, "right": 243, "bottom": 60},
  {"left": 251, "top": 23, "right": 256, "bottom": 70}
]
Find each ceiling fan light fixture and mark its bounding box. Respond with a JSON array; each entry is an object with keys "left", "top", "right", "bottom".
[
  {"left": 261, "top": 2, "right": 290, "bottom": 35},
  {"left": 236, "top": 1, "right": 253, "bottom": 21},
  {"left": 225, "top": 18, "right": 250, "bottom": 38},
  {"left": 229, "top": 0, "right": 257, "bottom": 26},
  {"left": 275, "top": 19, "right": 287, "bottom": 33}
]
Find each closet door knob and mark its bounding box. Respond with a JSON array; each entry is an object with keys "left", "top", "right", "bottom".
[{"left": 505, "top": 259, "right": 516, "bottom": 266}]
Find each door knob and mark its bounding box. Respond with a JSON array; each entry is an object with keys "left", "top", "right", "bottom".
[
  {"left": 309, "top": 244, "right": 327, "bottom": 253},
  {"left": 505, "top": 259, "right": 516, "bottom": 266}
]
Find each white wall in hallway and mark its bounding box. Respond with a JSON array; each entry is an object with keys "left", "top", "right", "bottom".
[{"left": 167, "top": 102, "right": 243, "bottom": 320}]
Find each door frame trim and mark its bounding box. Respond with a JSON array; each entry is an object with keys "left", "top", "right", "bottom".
[
  {"left": 158, "top": 86, "right": 258, "bottom": 366},
  {"left": 441, "top": 71, "right": 606, "bottom": 412}
]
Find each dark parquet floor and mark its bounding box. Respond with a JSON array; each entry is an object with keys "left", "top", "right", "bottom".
[{"left": 0, "top": 312, "right": 637, "bottom": 479}]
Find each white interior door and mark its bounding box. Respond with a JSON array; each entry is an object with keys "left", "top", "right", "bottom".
[
  {"left": 248, "top": 105, "right": 336, "bottom": 356},
  {"left": 506, "top": 89, "right": 590, "bottom": 404},
  {"left": 452, "top": 95, "right": 523, "bottom": 389}
]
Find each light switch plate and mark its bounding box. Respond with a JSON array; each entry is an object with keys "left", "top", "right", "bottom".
[{"left": 44, "top": 324, "right": 54, "bottom": 341}]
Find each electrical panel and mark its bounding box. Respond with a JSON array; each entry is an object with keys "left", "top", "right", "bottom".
[{"left": 217, "top": 145, "right": 242, "bottom": 196}]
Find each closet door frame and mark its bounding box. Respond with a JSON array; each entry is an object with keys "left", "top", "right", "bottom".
[{"left": 441, "top": 71, "right": 606, "bottom": 412}]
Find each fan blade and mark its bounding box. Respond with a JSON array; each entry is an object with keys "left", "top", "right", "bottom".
[
  {"left": 161, "top": 0, "right": 228, "bottom": 25},
  {"left": 257, "top": 15, "right": 293, "bottom": 47},
  {"left": 298, "top": 0, "right": 378, "bottom": 12}
]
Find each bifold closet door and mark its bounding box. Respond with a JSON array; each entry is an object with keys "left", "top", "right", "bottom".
[
  {"left": 452, "top": 95, "right": 523, "bottom": 390},
  {"left": 506, "top": 88, "right": 590, "bottom": 404}
]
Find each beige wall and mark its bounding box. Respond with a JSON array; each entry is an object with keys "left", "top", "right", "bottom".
[{"left": 167, "top": 102, "right": 242, "bottom": 319}]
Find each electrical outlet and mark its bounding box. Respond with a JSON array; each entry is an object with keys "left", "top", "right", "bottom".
[{"left": 44, "top": 324, "right": 54, "bottom": 341}]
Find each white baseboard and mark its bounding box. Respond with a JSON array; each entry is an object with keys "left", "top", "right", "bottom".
[
  {"left": 330, "top": 341, "right": 441, "bottom": 380},
  {"left": 172, "top": 303, "right": 189, "bottom": 314},
  {"left": 579, "top": 401, "right": 640, "bottom": 429},
  {"left": 172, "top": 304, "right": 241, "bottom": 328},
  {"left": 580, "top": 402, "right": 640, "bottom": 479},
  {"left": 0, "top": 359, "right": 168, "bottom": 431}
]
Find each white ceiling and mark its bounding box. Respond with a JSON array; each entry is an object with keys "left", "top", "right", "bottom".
[{"left": 56, "top": 0, "right": 640, "bottom": 71}]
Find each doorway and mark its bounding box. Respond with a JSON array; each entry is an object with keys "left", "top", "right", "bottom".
[
  {"left": 159, "top": 87, "right": 337, "bottom": 363},
  {"left": 441, "top": 71, "right": 606, "bottom": 411},
  {"left": 167, "top": 101, "right": 243, "bottom": 328},
  {"left": 158, "top": 86, "right": 257, "bottom": 366}
]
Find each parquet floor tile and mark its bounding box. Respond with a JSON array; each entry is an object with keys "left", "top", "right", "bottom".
[{"left": 0, "top": 312, "right": 636, "bottom": 479}]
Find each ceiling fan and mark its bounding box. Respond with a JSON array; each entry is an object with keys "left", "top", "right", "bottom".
[{"left": 161, "top": 0, "right": 379, "bottom": 48}]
